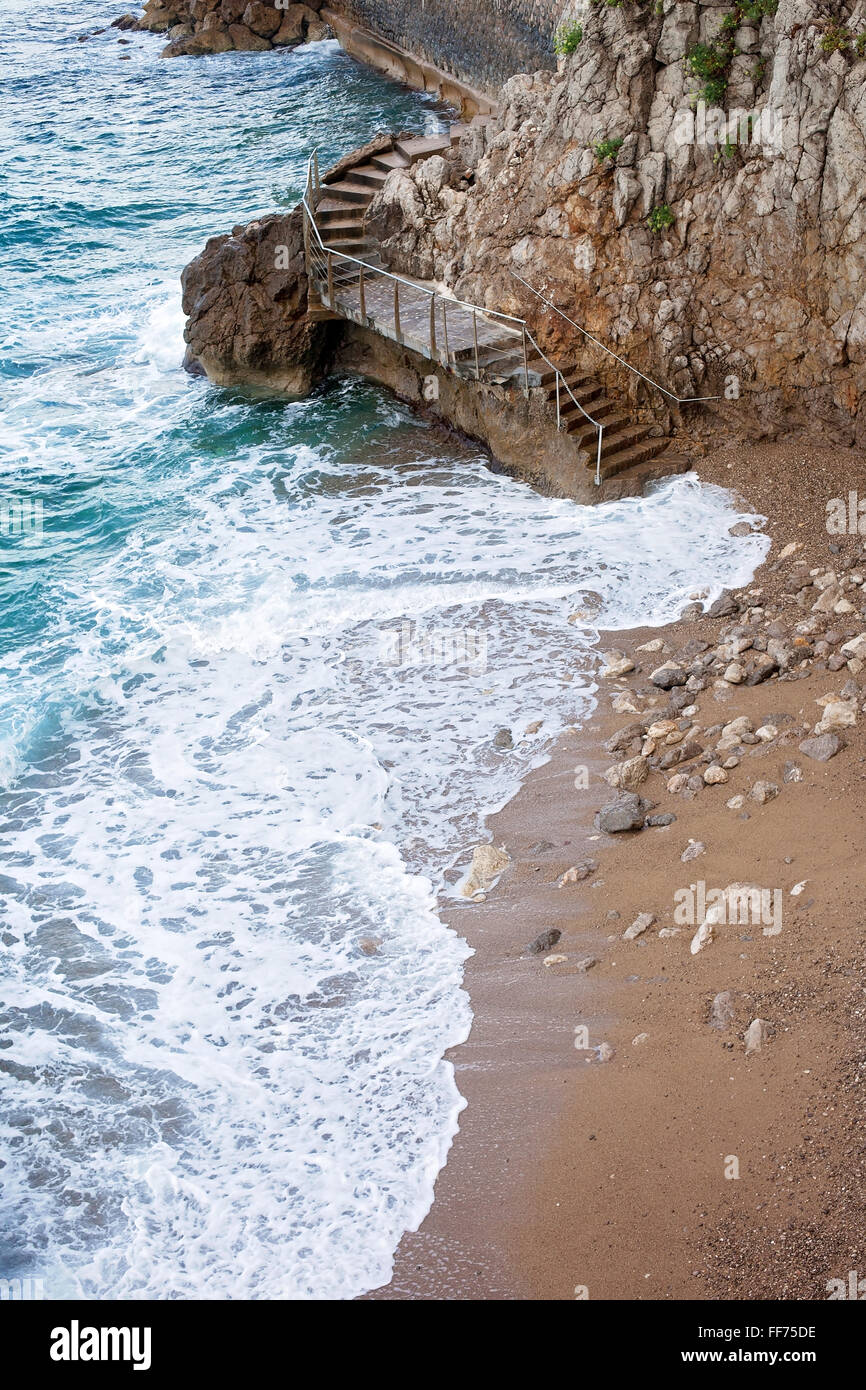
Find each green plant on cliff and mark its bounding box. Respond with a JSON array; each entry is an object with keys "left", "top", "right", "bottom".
[
  {"left": 820, "top": 24, "right": 851, "bottom": 55},
  {"left": 647, "top": 203, "right": 675, "bottom": 235},
  {"left": 553, "top": 21, "right": 583, "bottom": 55},
  {"left": 594, "top": 136, "right": 624, "bottom": 163},
  {"left": 685, "top": 1, "right": 778, "bottom": 107}
]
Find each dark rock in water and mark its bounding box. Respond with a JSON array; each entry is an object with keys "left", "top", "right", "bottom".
[
  {"left": 706, "top": 590, "right": 737, "bottom": 618},
  {"left": 595, "top": 792, "right": 646, "bottom": 833},
  {"left": 526, "top": 928, "right": 562, "bottom": 956},
  {"left": 493, "top": 727, "right": 513, "bottom": 749},
  {"left": 799, "top": 732, "right": 843, "bottom": 761},
  {"left": 181, "top": 205, "right": 336, "bottom": 393},
  {"left": 111, "top": 13, "right": 139, "bottom": 28},
  {"left": 645, "top": 812, "right": 676, "bottom": 827}
]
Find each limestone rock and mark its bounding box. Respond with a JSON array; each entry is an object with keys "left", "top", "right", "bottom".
[{"left": 462, "top": 844, "right": 510, "bottom": 897}]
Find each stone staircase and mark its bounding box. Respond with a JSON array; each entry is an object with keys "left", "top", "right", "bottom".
[{"left": 308, "top": 123, "right": 682, "bottom": 489}]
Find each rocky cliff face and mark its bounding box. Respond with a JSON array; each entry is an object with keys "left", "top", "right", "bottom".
[
  {"left": 136, "top": 0, "right": 330, "bottom": 57},
  {"left": 367, "top": 0, "right": 866, "bottom": 446},
  {"left": 181, "top": 208, "right": 336, "bottom": 391}
]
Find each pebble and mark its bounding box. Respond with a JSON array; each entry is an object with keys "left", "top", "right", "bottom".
[
  {"left": 526, "top": 927, "right": 562, "bottom": 955},
  {"left": 703, "top": 765, "right": 729, "bottom": 784},
  {"left": 623, "top": 912, "right": 655, "bottom": 940},
  {"left": 750, "top": 779, "right": 780, "bottom": 805},
  {"left": 681, "top": 839, "right": 706, "bottom": 862}
]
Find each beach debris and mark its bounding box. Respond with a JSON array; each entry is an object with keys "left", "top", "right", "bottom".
[
  {"left": 524, "top": 719, "right": 544, "bottom": 735},
  {"left": 526, "top": 927, "right": 561, "bottom": 956},
  {"left": 726, "top": 795, "right": 746, "bottom": 810},
  {"left": 783, "top": 761, "right": 803, "bottom": 782},
  {"left": 558, "top": 859, "right": 597, "bottom": 887},
  {"left": 493, "top": 727, "right": 513, "bottom": 749},
  {"left": 593, "top": 1042, "right": 615, "bottom": 1063},
  {"left": 744, "top": 1018, "right": 770, "bottom": 1056},
  {"left": 543, "top": 953, "right": 568, "bottom": 967},
  {"left": 461, "top": 844, "right": 510, "bottom": 897},
  {"left": 791, "top": 880, "right": 808, "bottom": 896},
  {"left": 632, "top": 1033, "right": 649, "bottom": 1046},
  {"left": 681, "top": 839, "right": 705, "bottom": 863},
  {"left": 595, "top": 792, "right": 647, "bottom": 834},
  {"left": 623, "top": 912, "right": 655, "bottom": 941},
  {"left": 575, "top": 956, "right": 598, "bottom": 973},
  {"left": 357, "top": 937, "right": 381, "bottom": 956}
]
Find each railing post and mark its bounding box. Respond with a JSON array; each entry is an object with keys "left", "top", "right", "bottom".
[
  {"left": 303, "top": 207, "right": 312, "bottom": 282},
  {"left": 313, "top": 150, "right": 320, "bottom": 200},
  {"left": 556, "top": 372, "right": 561, "bottom": 430},
  {"left": 596, "top": 426, "right": 603, "bottom": 487},
  {"left": 394, "top": 281, "right": 401, "bottom": 341},
  {"left": 442, "top": 301, "right": 449, "bottom": 366},
  {"left": 522, "top": 326, "right": 529, "bottom": 396},
  {"left": 429, "top": 293, "right": 437, "bottom": 360},
  {"left": 359, "top": 263, "right": 366, "bottom": 321},
  {"left": 472, "top": 310, "right": 480, "bottom": 380},
  {"left": 327, "top": 251, "right": 334, "bottom": 309}
]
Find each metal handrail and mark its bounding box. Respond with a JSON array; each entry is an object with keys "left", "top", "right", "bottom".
[
  {"left": 511, "top": 271, "right": 721, "bottom": 405},
  {"left": 301, "top": 152, "right": 606, "bottom": 483}
]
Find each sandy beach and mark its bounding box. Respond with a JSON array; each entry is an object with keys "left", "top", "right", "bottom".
[{"left": 370, "top": 438, "right": 866, "bottom": 1301}]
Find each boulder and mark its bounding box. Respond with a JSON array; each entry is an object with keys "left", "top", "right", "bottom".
[
  {"left": 181, "top": 206, "right": 336, "bottom": 393},
  {"left": 595, "top": 792, "right": 646, "bottom": 834},
  {"left": 228, "top": 21, "right": 272, "bottom": 49},
  {"left": 241, "top": 2, "right": 282, "bottom": 37},
  {"left": 799, "top": 733, "right": 843, "bottom": 761}
]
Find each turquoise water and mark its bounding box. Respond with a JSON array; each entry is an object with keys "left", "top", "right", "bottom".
[{"left": 0, "top": 5, "right": 770, "bottom": 1299}]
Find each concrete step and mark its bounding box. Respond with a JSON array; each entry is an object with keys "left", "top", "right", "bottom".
[
  {"left": 570, "top": 413, "right": 645, "bottom": 450},
  {"left": 324, "top": 180, "right": 374, "bottom": 205},
  {"left": 351, "top": 164, "right": 390, "bottom": 189},
  {"left": 597, "top": 437, "right": 672, "bottom": 480},
  {"left": 320, "top": 235, "right": 378, "bottom": 254},
  {"left": 371, "top": 149, "right": 411, "bottom": 172},
  {"left": 316, "top": 198, "right": 366, "bottom": 224},
  {"left": 394, "top": 133, "right": 452, "bottom": 163},
  {"left": 545, "top": 372, "right": 596, "bottom": 399}
]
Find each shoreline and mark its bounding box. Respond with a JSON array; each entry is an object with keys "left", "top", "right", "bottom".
[{"left": 369, "top": 435, "right": 866, "bottom": 1300}]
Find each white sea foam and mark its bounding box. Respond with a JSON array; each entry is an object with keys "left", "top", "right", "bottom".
[{"left": 0, "top": 425, "right": 768, "bottom": 1299}]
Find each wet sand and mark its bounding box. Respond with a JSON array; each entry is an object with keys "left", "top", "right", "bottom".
[{"left": 369, "top": 439, "right": 866, "bottom": 1301}]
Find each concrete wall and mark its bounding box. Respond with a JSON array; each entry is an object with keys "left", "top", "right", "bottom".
[{"left": 328, "top": 0, "right": 566, "bottom": 94}]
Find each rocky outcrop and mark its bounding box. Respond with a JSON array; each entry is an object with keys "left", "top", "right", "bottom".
[
  {"left": 364, "top": 0, "right": 866, "bottom": 447},
  {"left": 181, "top": 207, "right": 336, "bottom": 392},
  {"left": 135, "top": 0, "right": 330, "bottom": 56}
]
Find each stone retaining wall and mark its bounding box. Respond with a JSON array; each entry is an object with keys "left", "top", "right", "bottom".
[{"left": 330, "top": 0, "right": 566, "bottom": 92}]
